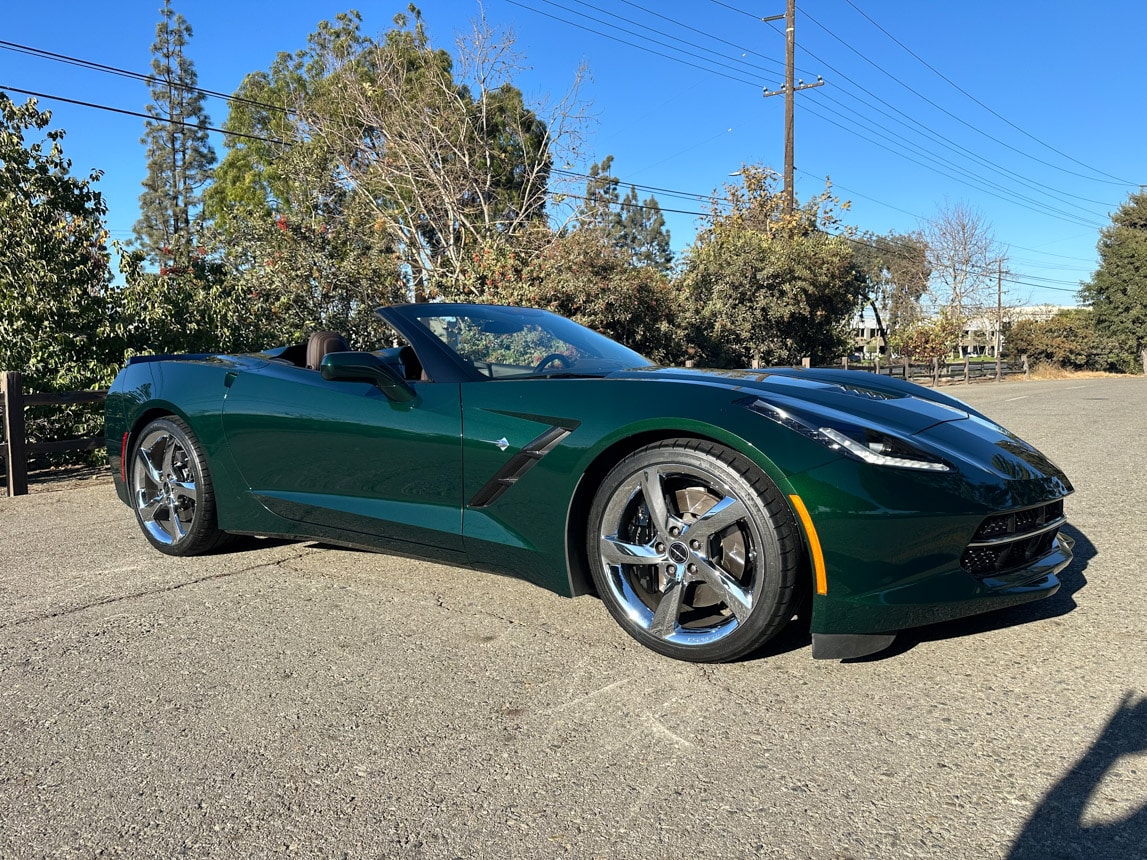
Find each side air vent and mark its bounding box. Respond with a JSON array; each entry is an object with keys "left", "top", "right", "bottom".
[{"left": 468, "top": 427, "right": 571, "bottom": 508}]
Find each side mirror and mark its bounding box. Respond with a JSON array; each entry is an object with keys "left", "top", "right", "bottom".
[{"left": 320, "top": 351, "right": 417, "bottom": 403}]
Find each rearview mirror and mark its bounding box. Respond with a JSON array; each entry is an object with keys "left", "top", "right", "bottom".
[{"left": 320, "top": 351, "right": 416, "bottom": 403}]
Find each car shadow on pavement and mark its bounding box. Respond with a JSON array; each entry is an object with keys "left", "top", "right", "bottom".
[
  {"left": 218, "top": 534, "right": 300, "bottom": 554},
  {"left": 846, "top": 523, "right": 1095, "bottom": 662},
  {"left": 1007, "top": 690, "right": 1147, "bottom": 860}
]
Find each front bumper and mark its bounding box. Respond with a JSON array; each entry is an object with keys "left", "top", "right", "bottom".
[{"left": 788, "top": 449, "right": 1074, "bottom": 657}]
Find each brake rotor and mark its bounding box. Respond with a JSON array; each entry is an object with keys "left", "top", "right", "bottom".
[{"left": 674, "top": 486, "right": 748, "bottom": 610}]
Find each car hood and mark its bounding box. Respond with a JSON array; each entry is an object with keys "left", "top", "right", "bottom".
[{"left": 608, "top": 365, "right": 979, "bottom": 437}]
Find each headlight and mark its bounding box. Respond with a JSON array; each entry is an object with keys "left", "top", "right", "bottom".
[{"left": 742, "top": 397, "right": 952, "bottom": 472}]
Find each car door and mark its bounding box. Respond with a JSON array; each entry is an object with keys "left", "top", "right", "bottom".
[{"left": 220, "top": 361, "right": 464, "bottom": 555}]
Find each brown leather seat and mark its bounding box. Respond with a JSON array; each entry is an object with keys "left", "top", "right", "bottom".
[
  {"left": 305, "top": 331, "right": 349, "bottom": 370},
  {"left": 397, "top": 345, "right": 429, "bottom": 381}
]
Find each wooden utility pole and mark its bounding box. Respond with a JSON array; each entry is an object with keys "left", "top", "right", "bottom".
[
  {"left": 763, "top": 0, "right": 823, "bottom": 215},
  {"left": 995, "top": 259, "right": 1004, "bottom": 380}
]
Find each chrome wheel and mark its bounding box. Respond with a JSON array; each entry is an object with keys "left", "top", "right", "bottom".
[
  {"left": 588, "top": 440, "right": 799, "bottom": 662},
  {"left": 129, "top": 417, "right": 226, "bottom": 556}
]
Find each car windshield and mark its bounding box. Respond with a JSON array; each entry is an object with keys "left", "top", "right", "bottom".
[{"left": 400, "top": 305, "right": 650, "bottom": 379}]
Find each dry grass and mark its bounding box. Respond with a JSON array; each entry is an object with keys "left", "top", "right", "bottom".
[{"left": 1025, "top": 362, "right": 1128, "bottom": 380}]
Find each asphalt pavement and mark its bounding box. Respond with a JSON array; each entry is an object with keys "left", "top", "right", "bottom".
[{"left": 0, "top": 376, "right": 1144, "bottom": 859}]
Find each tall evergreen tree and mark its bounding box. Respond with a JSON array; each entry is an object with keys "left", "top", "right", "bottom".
[
  {"left": 618, "top": 184, "right": 672, "bottom": 272},
  {"left": 1081, "top": 190, "right": 1147, "bottom": 372},
  {"left": 134, "top": 0, "right": 215, "bottom": 271},
  {"left": 577, "top": 155, "right": 672, "bottom": 272}
]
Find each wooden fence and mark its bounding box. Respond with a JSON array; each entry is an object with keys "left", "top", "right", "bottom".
[
  {"left": 834, "top": 355, "right": 1029, "bottom": 385},
  {"left": 1, "top": 371, "right": 107, "bottom": 498}
]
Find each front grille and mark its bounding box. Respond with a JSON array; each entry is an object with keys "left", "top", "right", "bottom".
[{"left": 961, "top": 499, "right": 1066, "bottom": 579}]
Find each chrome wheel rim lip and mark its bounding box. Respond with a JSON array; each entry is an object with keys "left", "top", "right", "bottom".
[
  {"left": 131, "top": 428, "right": 199, "bottom": 546},
  {"left": 596, "top": 462, "right": 761, "bottom": 647}
]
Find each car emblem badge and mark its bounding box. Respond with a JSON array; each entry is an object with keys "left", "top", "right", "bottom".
[
  {"left": 668, "top": 542, "right": 690, "bottom": 564},
  {"left": 493, "top": 437, "right": 510, "bottom": 452}
]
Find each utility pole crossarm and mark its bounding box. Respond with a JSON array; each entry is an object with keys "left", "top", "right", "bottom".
[{"left": 760, "top": 0, "right": 823, "bottom": 216}]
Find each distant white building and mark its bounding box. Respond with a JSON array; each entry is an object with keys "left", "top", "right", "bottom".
[{"left": 958, "top": 305, "right": 1073, "bottom": 358}]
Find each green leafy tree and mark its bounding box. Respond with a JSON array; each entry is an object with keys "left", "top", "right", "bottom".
[
  {"left": 204, "top": 14, "right": 407, "bottom": 341},
  {"left": 455, "top": 229, "right": 682, "bottom": 362},
  {"left": 1080, "top": 190, "right": 1147, "bottom": 373},
  {"left": 108, "top": 247, "right": 272, "bottom": 359},
  {"left": 218, "top": 145, "right": 407, "bottom": 349},
  {"left": 576, "top": 156, "right": 672, "bottom": 272},
  {"left": 134, "top": 0, "right": 216, "bottom": 271},
  {"left": 679, "top": 165, "right": 865, "bottom": 367},
  {"left": 0, "top": 95, "right": 114, "bottom": 459},
  {"left": 888, "top": 311, "right": 964, "bottom": 363},
  {"left": 853, "top": 230, "right": 930, "bottom": 340},
  {"left": 203, "top": 13, "right": 368, "bottom": 234},
  {"left": 1005, "top": 309, "right": 1125, "bottom": 372},
  {"left": 0, "top": 95, "right": 114, "bottom": 390},
  {"left": 211, "top": 8, "right": 582, "bottom": 299}
]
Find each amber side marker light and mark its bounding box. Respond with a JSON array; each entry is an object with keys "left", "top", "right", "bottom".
[{"left": 789, "top": 494, "right": 827, "bottom": 595}]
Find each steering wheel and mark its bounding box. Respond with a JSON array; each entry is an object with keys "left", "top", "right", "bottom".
[{"left": 533, "top": 352, "right": 572, "bottom": 373}]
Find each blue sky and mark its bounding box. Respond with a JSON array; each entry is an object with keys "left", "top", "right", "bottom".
[{"left": 2, "top": 0, "right": 1144, "bottom": 306}]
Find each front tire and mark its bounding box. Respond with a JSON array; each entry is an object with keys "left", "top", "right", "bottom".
[
  {"left": 129, "top": 416, "right": 228, "bottom": 556},
  {"left": 587, "top": 439, "right": 802, "bottom": 662}
]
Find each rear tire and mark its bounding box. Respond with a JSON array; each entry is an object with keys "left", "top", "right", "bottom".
[
  {"left": 586, "top": 439, "right": 801, "bottom": 662},
  {"left": 129, "top": 416, "right": 229, "bottom": 556}
]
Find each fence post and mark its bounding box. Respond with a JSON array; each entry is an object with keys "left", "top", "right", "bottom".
[
  {"left": 2, "top": 371, "right": 29, "bottom": 497},
  {"left": 1023, "top": 354, "right": 1030, "bottom": 380},
  {"left": 903, "top": 356, "right": 910, "bottom": 380},
  {"left": 932, "top": 357, "right": 939, "bottom": 387},
  {"left": 963, "top": 357, "right": 970, "bottom": 384},
  {"left": 801, "top": 357, "right": 811, "bottom": 369}
]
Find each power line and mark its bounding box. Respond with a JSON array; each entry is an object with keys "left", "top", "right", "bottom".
[
  {"left": 799, "top": 99, "right": 1103, "bottom": 230},
  {"left": 749, "top": 15, "right": 1118, "bottom": 220},
  {"left": 497, "top": 2, "right": 1120, "bottom": 241},
  {"left": 558, "top": 0, "right": 782, "bottom": 80},
  {"left": 793, "top": 7, "right": 1132, "bottom": 191},
  {"left": 617, "top": 0, "right": 785, "bottom": 75},
  {"left": 0, "top": 39, "right": 290, "bottom": 118},
  {"left": 503, "top": 0, "right": 767, "bottom": 88},
  {"left": 837, "top": 0, "right": 1136, "bottom": 187},
  {"left": 817, "top": 87, "right": 1115, "bottom": 212},
  {"left": 1, "top": 85, "right": 288, "bottom": 146}
]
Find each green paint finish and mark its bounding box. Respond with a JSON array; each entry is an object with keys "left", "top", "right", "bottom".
[{"left": 107, "top": 307, "right": 1075, "bottom": 653}]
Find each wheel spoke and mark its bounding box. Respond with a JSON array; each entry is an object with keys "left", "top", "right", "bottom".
[
  {"left": 640, "top": 467, "right": 671, "bottom": 532},
  {"left": 167, "top": 504, "right": 188, "bottom": 540},
  {"left": 600, "top": 534, "right": 662, "bottom": 565},
  {"left": 139, "top": 495, "right": 165, "bottom": 523},
  {"left": 685, "top": 495, "right": 747, "bottom": 542},
  {"left": 136, "top": 444, "right": 164, "bottom": 486},
  {"left": 691, "top": 557, "right": 753, "bottom": 623},
  {"left": 161, "top": 435, "right": 179, "bottom": 476},
  {"left": 169, "top": 479, "right": 198, "bottom": 506},
  {"left": 649, "top": 579, "right": 685, "bottom": 639}
]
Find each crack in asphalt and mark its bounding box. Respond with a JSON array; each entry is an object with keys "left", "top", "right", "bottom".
[{"left": 0, "top": 549, "right": 315, "bottom": 632}]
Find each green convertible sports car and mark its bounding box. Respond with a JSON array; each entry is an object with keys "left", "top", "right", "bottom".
[{"left": 106, "top": 303, "right": 1074, "bottom": 662}]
